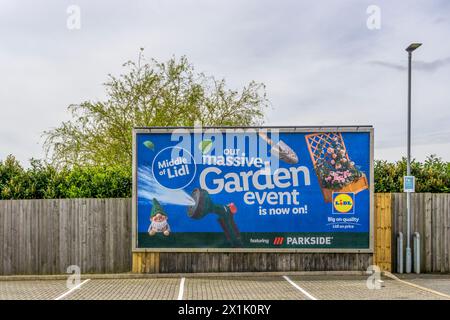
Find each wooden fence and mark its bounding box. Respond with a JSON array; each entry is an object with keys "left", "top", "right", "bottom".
[
  {"left": 374, "top": 193, "right": 392, "bottom": 272},
  {"left": 1, "top": 195, "right": 449, "bottom": 275},
  {"left": 132, "top": 252, "right": 372, "bottom": 273},
  {"left": 392, "top": 193, "right": 450, "bottom": 273},
  {"left": 0, "top": 198, "right": 131, "bottom": 275}
]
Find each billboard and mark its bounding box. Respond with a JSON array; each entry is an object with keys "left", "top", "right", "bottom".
[{"left": 132, "top": 127, "right": 373, "bottom": 252}]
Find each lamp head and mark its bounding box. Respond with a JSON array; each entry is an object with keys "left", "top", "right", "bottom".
[{"left": 406, "top": 43, "right": 422, "bottom": 53}]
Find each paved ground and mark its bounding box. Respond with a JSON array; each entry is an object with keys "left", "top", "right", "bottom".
[
  {"left": 0, "top": 274, "right": 449, "bottom": 300},
  {"left": 184, "top": 277, "right": 308, "bottom": 300},
  {"left": 396, "top": 274, "right": 450, "bottom": 296}
]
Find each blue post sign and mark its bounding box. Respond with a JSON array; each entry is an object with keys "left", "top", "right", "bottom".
[
  {"left": 132, "top": 127, "right": 374, "bottom": 251},
  {"left": 403, "top": 176, "right": 415, "bottom": 193}
]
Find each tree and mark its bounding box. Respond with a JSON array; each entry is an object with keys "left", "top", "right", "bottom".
[{"left": 44, "top": 50, "right": 269, "bottom": 168}]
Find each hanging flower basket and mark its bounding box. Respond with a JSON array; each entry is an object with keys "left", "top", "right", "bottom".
[{"left": 305, "top": 132, "right": 368, "bottom": 203}]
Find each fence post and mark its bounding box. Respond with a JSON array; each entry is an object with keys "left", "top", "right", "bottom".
[
  {"left": 397, "top": 232, "right": 403, "bottom": 273},
  {"left": 374, "top": 193, "right": 392, "bottom": 272}
]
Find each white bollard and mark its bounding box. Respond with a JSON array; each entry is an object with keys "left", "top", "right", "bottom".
[
  {"left": 397, "top": 232, "right": 404, "bottom": 274},
  {"left": 413, "top": 232, "right": 421, "bottom": 274}
]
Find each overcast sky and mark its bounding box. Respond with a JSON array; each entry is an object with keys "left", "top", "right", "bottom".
[{"left": 1, "top": 0, "right": 449, "bottom": 165}]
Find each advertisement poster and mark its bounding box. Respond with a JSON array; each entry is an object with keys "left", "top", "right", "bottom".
[{"left": 133, "top": 127, "right": 373, "bottom": 250}]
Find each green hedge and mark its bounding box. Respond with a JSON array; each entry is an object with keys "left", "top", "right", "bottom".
[
  {"left": 374, "top": 155, "right": 450, "bottom": 193},
  {"left": 0, "top": 156, "right": 131, "bottom": 199},
  {"left": 0, "top": 154, "right": 449, "bottom": 200}
]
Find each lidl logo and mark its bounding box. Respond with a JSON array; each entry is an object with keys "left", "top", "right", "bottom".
[{"left": 332, "top": 193, "right": 355, "bottom": 214}]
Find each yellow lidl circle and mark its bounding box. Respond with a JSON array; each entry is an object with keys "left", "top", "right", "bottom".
[{"left": 333, "top": 193, "right": 354, "bottom": 213}]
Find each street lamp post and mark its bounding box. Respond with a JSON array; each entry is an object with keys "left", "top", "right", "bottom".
[{"left": 405, "top": 43, "right": 422, "bottom": 273}]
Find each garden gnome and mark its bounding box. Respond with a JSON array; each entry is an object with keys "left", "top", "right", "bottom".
[{"left": 148, "top": 198, "right": 170, "bottom": 236}]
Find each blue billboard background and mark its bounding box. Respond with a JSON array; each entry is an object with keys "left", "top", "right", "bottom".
[{"left": 135, "top": 129, "right": 371, "bottom": 249}]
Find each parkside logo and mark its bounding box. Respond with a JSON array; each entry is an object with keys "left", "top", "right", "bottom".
[{"left": 273, "top": 237, "right": 284, "bottom": 245}]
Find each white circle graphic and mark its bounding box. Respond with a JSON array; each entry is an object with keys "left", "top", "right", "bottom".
[{"left": 151, "top": 146, "right": 197, "bottom": 190}]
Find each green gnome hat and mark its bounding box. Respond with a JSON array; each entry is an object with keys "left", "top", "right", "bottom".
[{"left": 151, "top": 198, "right": 167, "bottom": 218}]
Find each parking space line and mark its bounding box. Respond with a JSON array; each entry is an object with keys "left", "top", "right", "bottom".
[
  {"left": 282, "top": 276, "right": 318, "bottom": 300},
  {"left": 177, "top": 277, "right": 185, "bottom": 300},
  {"left": 54, "top": 279, "right": 91, "bottom": 300},
  {"left": 384, "top": 272, "right": 450, "bottom": 300}
]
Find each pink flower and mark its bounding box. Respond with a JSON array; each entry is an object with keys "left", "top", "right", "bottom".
[
  {"left": 332, "top": 154, "right": 337, "bottom": 159},
  {"left": 341, "top": 158, "right": 347, "bottom": 163},
  {"left": 325, "top": 177, "right": 332, "bottom": 182},
  {"left": 335, "top": 164, "right": 342, "bottom": 169},
  {"left": 327, "top": 147, "right": 334, "bottom": 154},
  {"left": 331, "top": 160, "right": 335, "bottom": 165}
]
